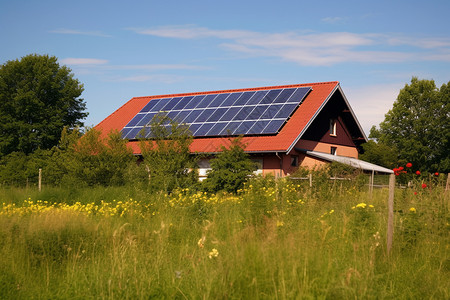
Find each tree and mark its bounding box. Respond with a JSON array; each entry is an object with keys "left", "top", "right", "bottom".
[
  {"left": 139, "top": 114, "right": 198, "bottom": 193},
  {"left": 203, "top": 136, "right": 257, "bottom": 193},
  {"left": 0, "top": 54, "right": 87, "bottom": 156},
  {"left": 62, "top": 127, "right": 137, "bottom": 186},
  {"left": 359, "top": 127, "right": 398, "bottom": 169},
  {"left": 371, "top": 77, "right": 449, "bottom": 172}
]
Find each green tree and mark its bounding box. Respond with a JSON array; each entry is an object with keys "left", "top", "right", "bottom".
[
  {"left": 359, "top": 139, "right": 398, "bottom": 169},
  {"left": 62, "top": 128, "right": 137, "bottom": 186},
  {"left": 203, "top": 136, "right": 257, "bottom": 193},
  {"left": 371, "top": 77, "right": 449, "bottom": 172},
  {"left": 139, "top": 114, "right": 198, "bottom": 193},
  {"left": 0, "top": 54, "right": 87, "bottom": 156}
]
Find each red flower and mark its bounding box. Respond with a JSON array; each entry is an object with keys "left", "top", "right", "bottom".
[
  {"left": 434, "top": 172, "right": 439, "bottom": 176},
  {"left": 406, "top": 163, "right": 412, "bottom": 168},
  {"left": 414, "top": 192, "right": 418, "bottom": 195},
  {"left": 416, "top": 170, "right": 421, "bottom": 175},
  {"left": 398, "top": 166, "right": 404, "bottom": 171},
  {"left": 422, "top": 183, "right": 427, "bottom": 189}
]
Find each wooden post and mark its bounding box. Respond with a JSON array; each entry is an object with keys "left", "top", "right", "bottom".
[
  {"left": 446, "top": 173, "right": 450, "bottom": 192},
  {"left": 369, "top": 169, "right": 374, "bottom": 196},
  {"left": 38, "top": 168, "right": 42, "bottom": 192},
  {"left": 309, "top": 173, "right": 312, "bottom": 188},
  {"left": 387, "top": 173, "right": 395, "bottom": 255}
]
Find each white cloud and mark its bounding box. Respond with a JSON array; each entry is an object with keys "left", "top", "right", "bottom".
[
  {"left": 50, "top": 28, "right": 111, "bottom": 37},
  {"left": 321, "top": 17, "right": 346, "bottom": 24},
  {"left": 106, "top": 64, "right": 209, "bottom": 71},
  {"left": 129, "top": 25, "right": 450, "bottom": 66},
  {"left": 61, "top": 58, "right": 109, "bottom": 65},
  {"left": 386, "top": 36, "right": 450, "bottom": 49},
  {"left": 128, "top": 25, "right": 254, "bottom": 40},
  {"left": 109, "top": 74, "right": 185, "bottom": 84}
]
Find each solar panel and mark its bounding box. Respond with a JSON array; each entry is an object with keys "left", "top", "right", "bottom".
[{"left": 121, "top": 86, "right": 311, "bottom": 139}]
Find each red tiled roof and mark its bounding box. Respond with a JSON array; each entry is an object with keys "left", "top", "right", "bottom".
[{"left": 95, "top": 81, "right": 340, "bottom": 155}]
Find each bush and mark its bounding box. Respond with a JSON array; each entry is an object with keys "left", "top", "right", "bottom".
[
  {"left": 202, "top": 136, "right": 257, "bottom": 193},
  {"left": 60, "top": 128, "right": 138, "bottom": 186}
]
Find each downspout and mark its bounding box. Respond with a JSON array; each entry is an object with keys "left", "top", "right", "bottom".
[{"left": 276, "top": 152, "right": 283, "bottom": 178}]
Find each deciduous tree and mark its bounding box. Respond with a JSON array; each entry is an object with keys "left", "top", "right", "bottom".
[
  {"left": 139, "top": 114, "right": 198, "bottom": 193},
  {"left": 0, "top": 54, "right": 87, "bottom": 156},
  {"left": 370, "top": 77, "right": 449, "bottom": 172}
]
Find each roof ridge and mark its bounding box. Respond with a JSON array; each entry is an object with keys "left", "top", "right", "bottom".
[{"left": 132, "top": 81, "right": 339, "bottom": 100}]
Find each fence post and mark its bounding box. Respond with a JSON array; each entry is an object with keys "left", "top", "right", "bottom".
[
  {"left": 387, "top": 173, "right": 395, "bottom": 255},
  {"left": 446, "top": 173, "right": 450, "bottom": 193},
  {"left": 369, "top": 169, "right": 374, "bottom": 196},
  {"left": 38, "top": 168, "right": 42, "bottom": 192},
  {"left": 309, "top": 173, "right": 312, "bottom": 188}
]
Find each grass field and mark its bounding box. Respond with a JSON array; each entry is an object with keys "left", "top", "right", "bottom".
[{"left": 0, "top": 178, "right": 448, "bottom": 299}]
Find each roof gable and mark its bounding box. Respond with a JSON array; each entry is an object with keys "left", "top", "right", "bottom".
[
  {"left": 95, "top": 81, "right": 365, "bottom": 154},
  {"left": 297, "top": 86, "right": 367, "bottom": 150}
]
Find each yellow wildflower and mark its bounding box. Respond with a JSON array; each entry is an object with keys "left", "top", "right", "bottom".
[
  {"left": 197, "top": 236, "right": 205, "bottom": 248},
  {"left": 276, "top": 220, "right": 284, "bottom": 227},
  {"left": 355, "top": 203, "right": 367, "bottom": 209},
  {"left": 208, "top": 248, "right": 219, "bottom": 259}
]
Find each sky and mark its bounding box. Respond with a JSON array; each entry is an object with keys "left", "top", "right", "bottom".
[{"left": 1, "top": 0, "right": 449, "bottom": 135}]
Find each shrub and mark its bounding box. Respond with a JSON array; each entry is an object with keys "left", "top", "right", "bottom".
[
  {"left": 62, "top": 128, "right": 137, "bottom": 186},
  {"left": 202, "top": 136, "right": 257, "bottom": 193}
]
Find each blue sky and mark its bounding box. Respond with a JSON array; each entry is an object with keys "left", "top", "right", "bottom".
[{"left": 1, "top": 0, "right": 449, "bottom": 135}]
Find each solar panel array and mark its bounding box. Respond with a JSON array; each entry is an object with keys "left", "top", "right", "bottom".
[{"left": 121, "top": 86, "right": 311, "bottom": 139}]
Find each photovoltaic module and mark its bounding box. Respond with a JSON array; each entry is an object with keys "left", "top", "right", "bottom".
[{"left": 121, "top": 86, "right": 311, "bottom": 139}]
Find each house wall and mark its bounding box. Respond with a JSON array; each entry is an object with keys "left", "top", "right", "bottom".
[
  {"left": 293, "top": 139, "right": 358, "bottom": 171},
  {"left": 197, "top": 140, "right": 359, "bottom": 179},
  {"left": 251, "top": 139, "right": 359, "bottom": 178},
  {"left": 261, "top": 155, "right": 283, "bottom": 178}
]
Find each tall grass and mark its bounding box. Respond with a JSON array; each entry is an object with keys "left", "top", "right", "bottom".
[{"left": 0, "top": 180, "right": 448, "bottom": 299}]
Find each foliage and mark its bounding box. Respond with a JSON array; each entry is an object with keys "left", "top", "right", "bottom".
[
  {"left": 360, "top": 139, "right": 398, "bottom": 169},
  {"left": 139, "top": 114, "right": 198, "bottom": 193},
  {"left": 370, "top": 77, "right": 450, "bottom": 173},
  {"left": 0, "top": 54, "right": 87, "bottom": 156},
  {"left": 290, "top": 162, "right": 367, "bottom": 201},
  {"left": 61, "top": 127, "right": 137, "bottom": 186},
  {"left": 0, "top": 148, "right": 58, "bottom": 186},
  {"left": 0, "top": 127, "right": 139, "bottom": 187},
  {"left": 202, "top": 136, "right": 257, "bottom": 193}
]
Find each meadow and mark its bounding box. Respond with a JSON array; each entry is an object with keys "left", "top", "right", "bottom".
[{"left": 0, "top": 176, "right": 448, "bottom": 299}]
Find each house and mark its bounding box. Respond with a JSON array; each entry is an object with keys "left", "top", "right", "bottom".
[{"left": 95, "top": 81, "right": 393, "bottom": 178}]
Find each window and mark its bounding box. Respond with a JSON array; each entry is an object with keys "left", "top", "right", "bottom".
[
  {"left": 330, "top": 147, "right": 337, "bottom": 155},
  {"left": 291, "top": 155, "right": 299, "bottom": 167},
  {"left": 252, "top": 159, "right": 263, "bottom": 175},
  {"left": 330, "top": 119, "right": 337, "bottom": 136}
]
